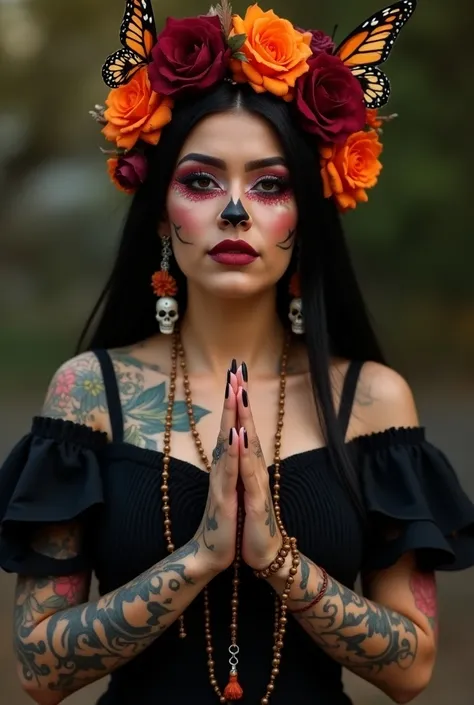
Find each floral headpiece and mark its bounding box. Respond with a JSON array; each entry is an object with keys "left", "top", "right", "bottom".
[{"left": 91, "top": 0, "right": 416, "bottom": 213}]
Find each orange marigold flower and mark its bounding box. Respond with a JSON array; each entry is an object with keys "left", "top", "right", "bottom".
[
  {"left": 289, "top": 272, "right": 301, "bottom": 298},
  {"left": 320, "top": 130, "right": 383, "bottom": 213},
  {"left": 151, "top": 270, "right": 178, "bottom": 297},
  {"left": 366, "top": 108, "right": 382, "bottom": 130},
  {"left": 230, "top": 4, "right": 312, "bottom": 99},
  {"left": 102, "top": 66, "right": 173, "bottom": 151}
]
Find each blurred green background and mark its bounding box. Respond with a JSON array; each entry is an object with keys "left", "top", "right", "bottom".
[{"left": 0, "top": 0, "right": 473, "bottom": 703}]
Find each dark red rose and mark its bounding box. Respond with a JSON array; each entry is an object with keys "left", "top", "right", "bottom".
[
  {"left": 109, "top": 153, "right": 148, "bottom": 193},
  {"left": 305, "top": 29, "right": 335, "bottom": 55},
  {"left": 148, "top": 15, "right": 231, "bottom": 98},
  {"left": 296, "top": 27, "right": 335, "bottom": 55},
  {"left": 295, "top": 53, "right": 365, "bottom": 143}
]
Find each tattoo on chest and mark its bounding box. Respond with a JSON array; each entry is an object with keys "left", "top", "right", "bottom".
[{"left": 117, "top": 354, "right": 211, "bottom": 450}]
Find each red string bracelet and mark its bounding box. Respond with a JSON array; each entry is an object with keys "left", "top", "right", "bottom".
[{"left": 288, "top": 567, "right": 329, "bottom": 614}]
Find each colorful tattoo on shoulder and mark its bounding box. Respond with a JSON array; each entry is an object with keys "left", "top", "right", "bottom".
[
  {"left": 43, "top": 351, "right": 211, "bottom": 451},
  {"left": 42, "top": 354, "right": 107, "bottom": 424}
]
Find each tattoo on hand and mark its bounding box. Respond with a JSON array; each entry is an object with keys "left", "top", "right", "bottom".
[
  {"left": 212, "top": 433, "right": 227, "bottom": 466},
  {"left": 251, "top": 436, "right": 263, "bottom": 459},
  {"left": 199, "top": 496, "right": 219, "bottom": 552},
  {"left": 264, "top": 490, "right": 277, "bottom": 538}
]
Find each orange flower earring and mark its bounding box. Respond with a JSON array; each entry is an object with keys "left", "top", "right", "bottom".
[
  {"left": 288, "top": 272, "right": 304, "bottom": 335},
  {"left": 151, "top": 235, "right": 179, "bottom": 334}
]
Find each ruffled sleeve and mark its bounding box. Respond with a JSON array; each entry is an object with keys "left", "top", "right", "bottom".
[
  {"left": 0, "top": 416, "right": 107, "bottom": 576},
  {"left": 357, "top": 427, "right": 474, "bottom": 572}
]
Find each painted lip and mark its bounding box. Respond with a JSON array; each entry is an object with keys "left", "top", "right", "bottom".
[{"left": 208, "top": 239, "right": 259, "bottom": 266}]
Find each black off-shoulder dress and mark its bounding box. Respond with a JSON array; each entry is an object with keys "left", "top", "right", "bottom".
[{"left": 1, "top": 356, "right": 474, "bottom": 704}]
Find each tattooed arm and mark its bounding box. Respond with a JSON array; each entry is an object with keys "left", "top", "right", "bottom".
[
  {"left": 267, "top": 552, "right": 437, "bottom": 703},
  {"left": 15, "top": 526, "right": 214, "bottom": 705}
]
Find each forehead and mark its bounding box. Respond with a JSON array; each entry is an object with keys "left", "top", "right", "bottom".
[{"left": 177, "top": 110, "right": 285, "bottom": 165}]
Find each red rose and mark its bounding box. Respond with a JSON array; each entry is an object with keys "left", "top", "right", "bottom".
[
  {"left": 107, "top": 153, "right": 148, "bottom": 193},
  {"left": 54, "top": 576, "right": 84, "bottom": 605},
  {"left": 148, "top": 15, "right": 231, "bottom": 98},
  {"left": 298, "top": 28, "right": 335, "bottom": 55},
  {"left": 295, "top": 53, "right": 366, "bottom": 144}
]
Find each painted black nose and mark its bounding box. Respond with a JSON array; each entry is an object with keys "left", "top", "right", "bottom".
[{"left": 220, "top": 198, "right": 250, "bottom": 227}]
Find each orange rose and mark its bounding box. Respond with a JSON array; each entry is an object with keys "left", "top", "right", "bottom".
[
  {"left": 320, "top": 130, "right": 383, "bottom": 212},
  {"left": 102, "top": 66, "right": 173, "bottom": 151},
  {"left": 230, "top": 4, "right": 312, "bottom": 99},
  {"left": 366, "top": 108, "right": 382, "bottom": 130}
]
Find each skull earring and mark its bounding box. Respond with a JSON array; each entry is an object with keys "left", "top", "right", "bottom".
[
  {"left": 151, "top": 235, "right": 179, "bottom": 335},
  {"left": 288, "top": 272, "right": 304, "bottom": 335}
]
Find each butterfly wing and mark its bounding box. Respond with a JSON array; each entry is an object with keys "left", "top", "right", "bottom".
[
  {"left": 102, "top": 48, "right": 145, "bottom": 88},
  {"left": 352, "top": 66, "right": 391, "bottom": 108},
  {"left": 335, "top": 0, "right": 417, "bottom": 107},
  {"left": 119, "top": 0, "right": 156, "bottom": 61},
  {"left": 102, "top": 0, "right": 157, "bottom": 88}
]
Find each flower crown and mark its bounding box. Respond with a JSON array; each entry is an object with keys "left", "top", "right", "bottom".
[{"left": 91, "top": 0, "right": 416, "bottom": 213}]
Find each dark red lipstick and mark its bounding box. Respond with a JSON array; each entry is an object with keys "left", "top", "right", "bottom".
[{"left": 208, "top": 239, "right": 259, "bottom": 266}]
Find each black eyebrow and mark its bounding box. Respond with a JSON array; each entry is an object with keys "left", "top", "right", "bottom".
[
  {"left": 244, "top": 157, "right": 287, "bottom": 171},
  {"left": 176, "top": 153, "right": 287, "bottom": 171},
  {"left": 176, "top": 153, "right": 226, "bottom": 170}
]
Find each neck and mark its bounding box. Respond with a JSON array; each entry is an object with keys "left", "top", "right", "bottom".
[{"left": 179, "top": 285, "right": 286, "bottom": 377}]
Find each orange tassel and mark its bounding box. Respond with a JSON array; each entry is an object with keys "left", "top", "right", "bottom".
[{"left": 223, "top": 673, "right": 243, "bottom": 700}]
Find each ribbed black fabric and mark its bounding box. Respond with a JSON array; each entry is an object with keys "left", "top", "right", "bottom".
[{"left": 1, "top": 359, "right": 474, "bottom": 705}]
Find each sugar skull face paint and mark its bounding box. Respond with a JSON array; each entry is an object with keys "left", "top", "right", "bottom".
[{"left": 164, "top": 110, "right": 298, "bottom": 300}]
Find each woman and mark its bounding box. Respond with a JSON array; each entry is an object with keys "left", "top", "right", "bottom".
[{"left": 1, "top": 1, "right": 473, "bottom": 704}]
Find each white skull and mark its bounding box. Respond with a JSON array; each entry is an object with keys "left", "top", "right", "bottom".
[
  {"left": 156, "top": 297, "right": 179, "bottom": 334},
  {"left": 288, "top": 297, "right": 304, "bottom": 335}
]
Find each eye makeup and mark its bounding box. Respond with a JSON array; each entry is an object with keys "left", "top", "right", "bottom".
[
  {"left": 246, "top": 174, "right": 293, "bottom": 205},
  {"left": 172, "top": 170, "right": 223, "bottom": 202}
]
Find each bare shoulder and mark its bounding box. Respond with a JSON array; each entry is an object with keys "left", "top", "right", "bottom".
[
  {"left": 42, "top": 351, "right": 107, "bottom": 429},
  {"left": 350, "top": 361, "right": 420, "bottom": 436}
]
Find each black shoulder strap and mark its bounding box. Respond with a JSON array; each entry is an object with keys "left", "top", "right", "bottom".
[
  {"left": 93, "top": 349, "right": 124, "bottom": 443},
  {"left": 337, "top": 361, "right": 364, "bottom": 439}
]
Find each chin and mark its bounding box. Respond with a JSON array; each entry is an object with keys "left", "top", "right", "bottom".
[{"left": 197, "top": 271, "right": 272, "bottom": 300}]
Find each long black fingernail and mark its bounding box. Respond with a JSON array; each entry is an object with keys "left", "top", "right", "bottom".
[
  {"left": 229, "top": 428, "right": 233, "bottom": 445},
  {"left": 231, "top": 358, "right": 237, "bottom": 374},
  {"left": 242, "top": 361, "right": 248, "bottom": 382},
  {"left": 242, "top": 389, "right": 248, "bottom": 407},
  {"left": 227, "top": 369, "right": 231, "bottom": 384},
  {"left": 225, "top": 382, "right": 230, "bottom": 399},
  {"left": 243, "top": 429, "right": 248, "bottom": 448}
]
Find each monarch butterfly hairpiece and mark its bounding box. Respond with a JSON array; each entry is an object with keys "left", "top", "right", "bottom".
[
  {"left": 102, "top": 0, "right": 157, "bottom": 88},
  {"left": 335, "top": 0, "right": 417, "bottom": 108}
]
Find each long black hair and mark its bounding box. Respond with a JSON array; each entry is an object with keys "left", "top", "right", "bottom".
[{"left": 77, "top": 82, "right": 386, "bottom": 518}]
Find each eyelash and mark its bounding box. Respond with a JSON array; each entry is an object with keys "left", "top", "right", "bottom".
[{"left": 175, "top": 171, "right": 291, "bottom": 201}]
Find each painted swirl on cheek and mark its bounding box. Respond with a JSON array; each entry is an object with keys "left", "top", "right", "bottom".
[
  {"left": 276, "top": 229, "right": 296, "bottom": 250},
  {"left": 172, "top": 222, "right": 192, "bottom": 245}
]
